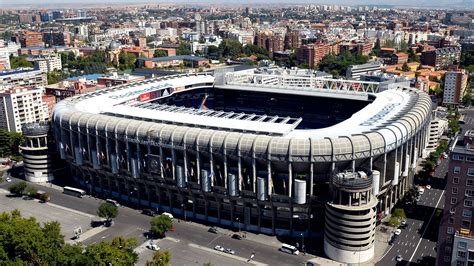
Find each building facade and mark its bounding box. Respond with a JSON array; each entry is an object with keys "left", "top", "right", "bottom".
[
  {"left": 437, "top": 131, "right": 474, "bottom": 265},
  {"left": 443, "top": 69, "right": 469, "bottom": 106},
  {"left": 421, "top": 46, "right": 462, "bottom": 70},
  {"left": 30, "top": 55, "right": 62, "bottom": 73},
  {"left": 346, "top": 61, "right": 383, "bottom": 80},
  {"left": 0, "top": 87, "right": 48, "bottom": 132},
  {"left": 0, "top": 68, "right": 47, "bottom": 87}
]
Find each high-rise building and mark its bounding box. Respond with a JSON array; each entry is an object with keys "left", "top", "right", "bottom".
[
  {"left": 0, "top": 87, "right": 48, "bottom": 132},
  {"left": 443, "top": 68, "right": 469, "bottom": 105},
  {"left": 284, "top": 30, "right": 302, "bottom": 50},
  {"left": 12, "top": 31, "right": 44, "bottom": 48},
  {"left": 256, "top": 32, "right": 284, "bottom": 54},
  {"left": 0, "top": 68, "right": 48, "bottom": 87},
  {"left": 296, "top": 43, "right": 333, "bottom": 69},
  {"left": 42, "top": 31, "right": 70, "bottom": 47},
  {"left": 437, "top": 130, "right": 474, "bottom": 265}
]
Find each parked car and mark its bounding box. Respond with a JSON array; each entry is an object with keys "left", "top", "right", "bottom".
[
  {"left": 232, "top": 234, "right": 243, "bottom": 240},
  {"left": 426, "top": 185, "right": 431, "bottom": 190},
  {"left": 162, "top": 212, "right": 174, "bottom": 219},
  {"left": 394, "top": 229, "right": 402, "bottom": 236},
  {"left": 214, "top": 245, "right": 224, "bottom": 252},
  {"left": 225, "top": 248, "right": 235, "bottom": 255},
  {"left": 396, "top": 255, "right": 403, "bottom": 262},
  {"left": 142, "top": 209, "right": 156, "bottom": 216},
  {"left": 5, "top": 177, "right": 11, "bottom": 182},
  {"left": 208, "top": 227, "right": 218, "bottom": 233},
  {"left": 147, "top": 243, "right": 160, "bottom": 251}
]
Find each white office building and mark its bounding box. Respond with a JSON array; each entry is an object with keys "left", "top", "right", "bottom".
[
  {"left": 30, "top": 55, "right": 62, "bottom": 73},
  {"left": 0, "top": 68, "right": 47, "bottom": 87},
  {"left": 346, "top": 61, "right": 383, "bottom": 80},
  {"left": 0, "top": 87, "right": 48, "bottom": 132}
]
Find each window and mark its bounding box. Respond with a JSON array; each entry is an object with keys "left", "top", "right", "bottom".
[
  {"left": 459, "top": 251, "right": 467, "bottom": 258},
  {"left": 465, "top": 200, "right": 473, "bottom": 207},
  {"left": 459, "top": 242, "right": 468, "bottom": 249},
  {"left": 452, "top": 197, "right": 458, "bottom": 204},
  {"left": 449, "top": 217, "right": 455, "bottom": 224},
  {"left": 455, "top": 177, "right": 460, "bottom": 184},
  {"left": 455, "top": 167, "right": 462, "bottom": 174},
  {"left": 463, "top": 210, "right": 472, "bottom": 218},
  {"left": 448, "top": 227, "right": 455, "bottom": 234},
  {"left": 454, "top": 187, "right": 459, "bottom": 194},
  {"left": 457, "top": 260, "right": 466, "bottom": 266},
  {"left": 454, "top": 155, "right": 465, "bottom": 161},
  {"left": 462, "top": 220, "right": 471, "bottom": 229},
  {"left": 469, "top": 168, "right": 474, "bottom": 176},
  {"left": 466, "top": 189, "right": 474, "bottom": 197},
  {"left": 467, "top": 157, "right": 474, "bottom": 162},
  {"left": 447, "top": 235, "right": 453, "bottom": 243},
  {"left": 468, "top": 179, "right": 474, "bottom": 186},
  {"left": 445, "top": 256, "right": 451, "bottom": 262},
  {"left": 468, "top": 251, "right": 474, "bottom": 260}
]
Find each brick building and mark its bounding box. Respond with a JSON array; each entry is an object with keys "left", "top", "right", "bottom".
[
  {"left": 12, "top": 31, "right": 44, "bottom": 48},
  {"left": 421, "top": 46, "right": 462, "bottom": 70},
  {"left": 296, "top": 43, "right": 334, "bottom": 69},
  {"left": 437, "top": 131, "right": 474, "bottom": 265},
  {"left": 256, "top": 32, "right": 284, "bottom": 54},
  {"left": 284, "top": 30, "right": 302, "bottom": 50}
]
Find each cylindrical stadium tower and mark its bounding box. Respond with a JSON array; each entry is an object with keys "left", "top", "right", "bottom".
[
  {"left": 20, "top": 122, "right": 54, "bottom": 183},
  {"left": 324, "top": 171, "right": 378, "bottom": 263}
]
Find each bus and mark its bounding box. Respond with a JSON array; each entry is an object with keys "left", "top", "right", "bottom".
[
  {"left": 280, "top": 244, "right": 299, "bottom": 255},
  {"left": 63, "top": 186, "right": 86, "bottom": 198}
]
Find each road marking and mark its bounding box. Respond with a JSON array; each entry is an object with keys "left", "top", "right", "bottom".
[
  {"left": 188, "top": 243, "right": 268, "bottom": 266},
  {"left": 407, "top": 190, "right": 444, "bottom": 265}
]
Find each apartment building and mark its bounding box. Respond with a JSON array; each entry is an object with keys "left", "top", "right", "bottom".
[
  {"left": 426, "top": 112, "right": 448, "bottom": 153},
  {"left": 443, "top": 68, "right": 469, "bottom": 105},
  {"left": 0, "top": 87, "right": 48, "bottom": 132},
  {"left": 29, "top": 55, "right": 62, "bottom": 73},
  {"left": 296, "top": 43, "right": 335, "bottom": 69},
  {"left": 0, "top": 68, "right": 47, "bottom": 87},
  {"left": 346, "top": 61, "right": 383, "bottom": 80},
  {"left": 421, "top": 46, "right": 462, "bottom": 70},
  {"left": 256, "top": 32, "right": 284, "bottom": 54},
  {"left": 12, "top": 31, "right": 44, "bottom": 48},
  {"left": 437, "top": 131, "right": 474, "bottom": 265}
]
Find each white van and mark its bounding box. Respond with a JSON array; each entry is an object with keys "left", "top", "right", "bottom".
[
  {"left": 162, "top": 212, "right": 174, "bottom": 219},
  {"left": 106, "top": 199, "right": 120, "bottom": 207}
]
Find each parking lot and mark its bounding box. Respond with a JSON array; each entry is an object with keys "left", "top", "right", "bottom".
[
  {"left": 0, "top": 188, "right": 95, "bottom": 240},
  {"left": 135, "top": 236, "right": 262, "bottom": 266}
]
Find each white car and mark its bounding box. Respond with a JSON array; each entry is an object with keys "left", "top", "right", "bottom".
[
  {"left": 214, "top": 245, "right": 224, "bottom": 252},
  {"left": 147, "top": 243, "right": 160, "bottom": 251},
  {"left": 5, "top": 177, "right": 11, "bottom": 182},
  {"left": 224, "top": 248, "right": 235, "bottom": 255},
  {"left": 162, "top": 212, "right": 174, "bottom": 219},
  {"left": 396, "top": 255, "right": 403, "bottom": 262},
  {"left": 394, "top": 229, "right": 402, "bottom": 235},
  {"left": 426, "top": 185, "right": 431, "bottom": 190}
]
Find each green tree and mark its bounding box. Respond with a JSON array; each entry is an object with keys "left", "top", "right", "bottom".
[
  {"left": 401, "top": 62, "right": 410, "bottom": 72},
  {"left": 150, "top": 214, "right": 173, "bottom": 237},
  {"left": 0, "top": 129, "right": 24, "bottom": 157},
  {"left": 218, "top": 39, "right": 243, "bottom": 59},
  {"left": 39, "top": 192, "right": 50, "bottom": 202},
  {"left": 97, "top": 202, "right": 118, "bottom": 222},
  {"left": 9, "top": 181, "right": 27, "bottom": 195},
  {"left": 146, "top": 250, "right": 172, "bottom": 266},
  {"left": 84, "top": 236, "right": 138, "bottom": 265},
  {"left": 177, "top": 43, "right": 192, "bottom": 55},
  {"left": 25, "top": 185, "right": 37, "bottom": 197},
  {"left": 9, "top": 55, "right": 33, "bottom": 69},
  {"left": 154, "top": 49, "right": 168, "bottom": 57},
  {"left": 118, "top": 52, "right": 137, "bottom": 70}
]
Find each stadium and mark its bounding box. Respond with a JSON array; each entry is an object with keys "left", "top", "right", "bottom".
[{"left": 52, "top": 69, "right": 432, "bottom": 263}]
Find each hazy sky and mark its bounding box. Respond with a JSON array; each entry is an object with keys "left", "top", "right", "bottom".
[{"left": 0, "top": 0, "right": 473, "bottom": 8}]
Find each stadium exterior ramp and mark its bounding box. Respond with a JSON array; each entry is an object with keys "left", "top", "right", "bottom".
[{"left": 52, "top": 72, "right": 431, "bottom": 264}]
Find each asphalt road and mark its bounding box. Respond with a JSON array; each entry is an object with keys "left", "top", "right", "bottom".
[
  {"left": 0, "top": 174, "right": 308, "bottom": 265},
  {"left": 376, "top": 154, "right": 448, "bottom": 266}
]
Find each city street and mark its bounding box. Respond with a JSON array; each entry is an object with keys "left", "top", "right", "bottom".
[
  {"left": 376, "top": 156, "right": 448, "bottom": 266},
  {"left": 0, "top": 175, "right": 309, "bottom": 265}
]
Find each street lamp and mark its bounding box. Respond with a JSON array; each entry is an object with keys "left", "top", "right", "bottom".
[
  {"left": 236, "top": 217, "right": 241, "bottom": 235},
  {"left": 182, "top": 203, "right": 186, "bottom": 221},
  {"left": 300, "top": 233, "right": 305, "bottom": 254}
]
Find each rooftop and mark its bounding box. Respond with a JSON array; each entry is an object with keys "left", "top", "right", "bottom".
[{"left": 139, "top": 55, "right": 208, "bottom": 62}]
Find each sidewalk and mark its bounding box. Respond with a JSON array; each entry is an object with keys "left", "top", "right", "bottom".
[{"left": 65, "top": 226, "right": 108, "bottom": 245}]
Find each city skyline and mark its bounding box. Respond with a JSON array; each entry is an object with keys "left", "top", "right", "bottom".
[{"left": 0, "top": 0, "right": 473, "bottom": 9}]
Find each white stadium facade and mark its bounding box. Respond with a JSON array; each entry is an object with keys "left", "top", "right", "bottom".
[{"left": 52, "top": 69, "right": 432, "bottom": 263}]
